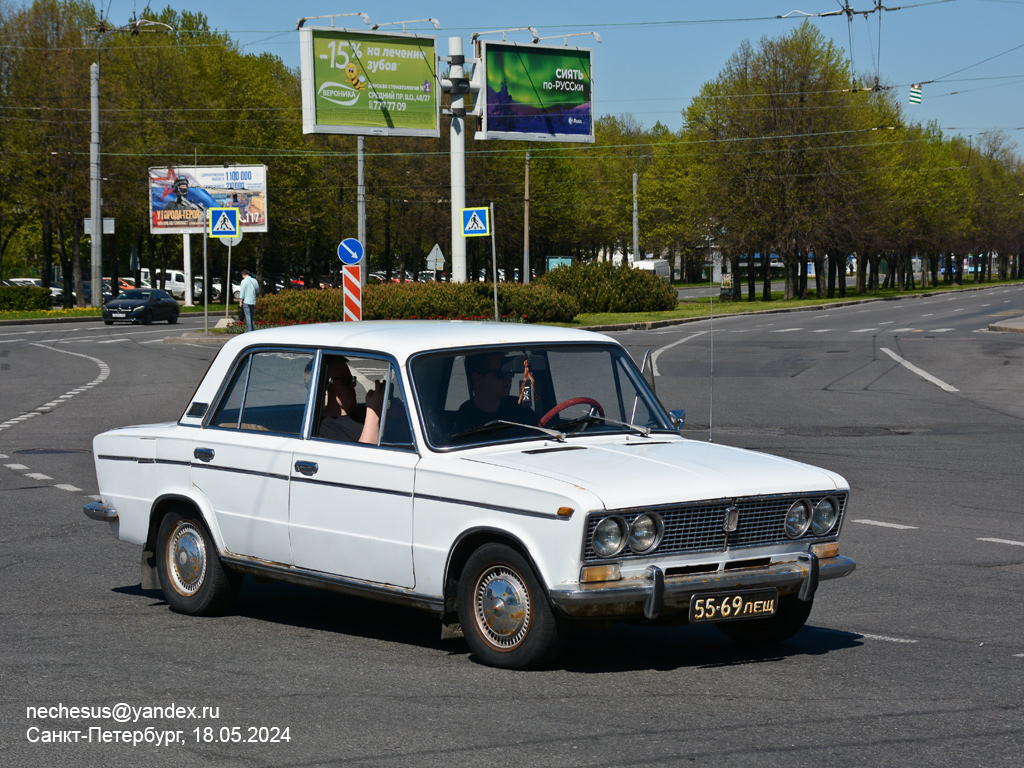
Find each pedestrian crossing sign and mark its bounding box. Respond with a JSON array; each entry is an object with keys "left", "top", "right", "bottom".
[
  {"left": 461, "top": 207, "right": 490, "bottom": 237},
  {"left": 209, "top": 207, "right": 240, "bottom": 238}
]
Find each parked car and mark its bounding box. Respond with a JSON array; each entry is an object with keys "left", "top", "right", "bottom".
[
  {"left": 102, "top": 288, "right": 180, "bottom": 325},
  {"left": 140, "top": 268, "right": 189, "bottom": 300},
  {"left": 74, "top": 281, "right": 113, "bottom": 306},
  {"left": 632, "top": 258, "right": 672, "bottom": 284},
  {"left": 83, "top": 321, "right": 855, "bottom": 669},
  {"left": 8, "top": 277, "right": 64, "bottom": 305}
]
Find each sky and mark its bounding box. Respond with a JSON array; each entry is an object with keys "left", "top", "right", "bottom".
[{"left": 98, "top": 0, "right": 1024, "bottom": 145}]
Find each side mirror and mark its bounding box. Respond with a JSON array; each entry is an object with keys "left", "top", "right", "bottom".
[{"left": 669, "top": 409, "right": 685, "bottom": 430}]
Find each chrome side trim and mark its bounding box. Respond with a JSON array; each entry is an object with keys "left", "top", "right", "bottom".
[
  {"left": 549, "top": 555, "right": 856, "bottom": 618},
  {"left": 416, "top": 493, "right": 570, "bottom": 521},
  {"left": 221, "top": 555, "right": 444, "bottom": 614},
  {"left": 83, "top": 502, "right": 118, "bottom": 522}
]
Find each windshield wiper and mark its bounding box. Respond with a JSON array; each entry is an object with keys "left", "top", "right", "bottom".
[
  {"left": 560, "top": 414, "right": 651, "bottom": 437},
  {"left": 450, "top": 419, "right": 566, "bottom": 442}
]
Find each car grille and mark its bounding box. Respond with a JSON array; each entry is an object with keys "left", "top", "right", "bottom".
[{"left": 583, "top": 492, "right": 848, "bottom": 562}]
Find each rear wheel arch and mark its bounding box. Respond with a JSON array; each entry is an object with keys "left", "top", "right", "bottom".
[{"left": 146, "top": 494, "right": 221, "bottom": 554}]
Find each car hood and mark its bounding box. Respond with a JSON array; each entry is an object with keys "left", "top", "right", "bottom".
[{"left": 462, "top": 436, "right": 846, "bottom": 509}]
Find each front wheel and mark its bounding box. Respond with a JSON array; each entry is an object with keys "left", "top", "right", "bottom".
[
  {"left": 715, "top": 595, "right": 813, "bottom": 645},
  {"left": 457, "top": 543, "right": 565, "bottom": 669},
  {"left": 156, "top": 509, "right": 240, "bottom": 616},
  {"left": 168, "top": 312, "right": 178, "bottom": 324}
]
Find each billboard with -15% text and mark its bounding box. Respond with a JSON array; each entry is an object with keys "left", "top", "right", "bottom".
[{"left": 299, "top": 27, "right": 440, "bottom": 137}]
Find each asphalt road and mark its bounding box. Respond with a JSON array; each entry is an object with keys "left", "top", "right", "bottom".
[{"left": 2, "top": 289, "right": 1023, "bottom": 767}]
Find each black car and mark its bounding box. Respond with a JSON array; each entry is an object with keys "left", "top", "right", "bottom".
[{"left": 102, "top": 289, "right": 179, "bottom": 325}]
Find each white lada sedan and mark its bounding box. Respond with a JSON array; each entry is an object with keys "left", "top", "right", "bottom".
[{"left": 84, "top": 321, "right": 855, "bottom": 669}]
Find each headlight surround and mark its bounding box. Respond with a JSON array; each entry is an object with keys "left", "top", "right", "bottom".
[
  {"left": 592, "top": 516, "right": 628, "bottom": 557},
  {"left": 628, "top": 513, "right": 664, "bottom": 554},
  {"left": 811, "top": 496, "right": 840, "bottom": 535},
  {"left": 785, "top": 499, "right": 812, "bottom": 539}
]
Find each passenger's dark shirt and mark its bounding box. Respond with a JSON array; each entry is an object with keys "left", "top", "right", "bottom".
[{"left": 320, "top": 413, "right": 362, "bottom": 442}]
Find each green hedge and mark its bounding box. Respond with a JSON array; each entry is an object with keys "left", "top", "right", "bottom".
[
  {"left": 0, "top": 286, "right": 50, "bottom": 311},
  {"left": 255, "top": 281, "right": 579, "bottom": 325},
  {"left": 536, "top": 261, "right": 677, "bottom": 313}
]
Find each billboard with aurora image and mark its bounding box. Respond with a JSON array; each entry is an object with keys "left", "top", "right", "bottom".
[{"left": 475, "top": 41, "right": 594, "bottom": 143}]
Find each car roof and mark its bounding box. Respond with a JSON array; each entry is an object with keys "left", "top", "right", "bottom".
[{"left": 220, "top": 320, "right": 615, "bottom": 364}]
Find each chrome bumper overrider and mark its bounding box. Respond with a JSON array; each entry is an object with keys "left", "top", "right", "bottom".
[
  {"left": 83, "top": 502, "right": 118, "bottom": 522},
  {"left": 548, "top": 554, "right": 856, "bottom": 620}
]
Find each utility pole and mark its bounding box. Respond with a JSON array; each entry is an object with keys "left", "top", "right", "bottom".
[
  {"left": 523, "top": 145, "right": 530, "bottom": 284},
  {"left": 88, "top": 16, "right": 173, "bottom": 307},
  {"left": 632, "top": 171, "right": 639, "bottom": 264},
  {"left": 448, "top": 36, "right": 467, "bottom": 283}
]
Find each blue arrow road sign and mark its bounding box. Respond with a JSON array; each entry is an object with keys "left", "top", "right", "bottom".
[{"left": 338, "top": 238, "right": 364, "bottom": 265}]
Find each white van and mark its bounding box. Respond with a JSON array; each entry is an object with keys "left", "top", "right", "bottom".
[
  {"left": 140, "top": 268, "right": 188, "bottom": 300},
  {"left": 632, "top": 258, "right": 672, "bottom": 284}
]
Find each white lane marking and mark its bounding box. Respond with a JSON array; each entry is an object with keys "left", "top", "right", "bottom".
[
  {"left": 954, "top": 308, "right": 965, "bottom": 312},
  {"left": 771, "top": 328, "right": 802, "bottom": 333},
  {"left": 651, "top": 331, "right": 708, "bottom": 377},
  {"left": 853, "top": 519, "right": 918, "bottom": 530},
  {"left": 978, "top": 538, "right": 1024, "bottom": 547},
  {"left": 0, "top": 453, "right": 7, "bottom": 458},
  {"left": 4, "top": 463, "right": 29, "bottom": 471},
  {"left": 860, "top": 633, "right": 919, "bottom": 644},
  {"left": 0, "top": 339, "right": 27, "bottom": 344},
  {"left": 54, "top": 483, "right": 83, "bottom": 492},
  {"left": 922, "top": 313, "right": 933, "bottom": 317},
  {"left": 96, "top": 338, "right": 131, "bottom": 344},
  {"left": 25, "top": 472, "right": 53, "bottom": 481},
  {"left": 879, "top": 348, "right": 959, "bottom": 393},
  {"left": 889, "top": 328, "right": 916, "bottom": 333},
  {"left": 1, "top": 345, "right": 111, "bottom": 434},
  {"left": 851, "top": 328, "right": 878, "bottom": 333},
  {"left": 879, "top": 320, "right": 894, "bottom": 325},
  {"left": 810, "top": 329, "right": 833, "bottom": 333},
  {"left": 930, "top": 328, "right": 954, "bottom": 333}
]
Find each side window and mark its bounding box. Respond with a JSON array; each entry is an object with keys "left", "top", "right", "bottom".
[
  {"left": 313, "top": 354, "right": 393, "bottom": 445},
  {"left": 210, "top": 351, "right": 313, "bottom": 434}
]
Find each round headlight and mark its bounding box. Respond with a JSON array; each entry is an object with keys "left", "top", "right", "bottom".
[
  {"left": 785, "top": 499, "right": 812, "bottom": 539},
  {"left": 628, "top": 513, "right": 664, "bottom": 553},
  {"left": 592, "top": 516, "right": 628, "bottom": 557},
  {"left": 812, "top": 497, "right": 839, "bottom": 535}
]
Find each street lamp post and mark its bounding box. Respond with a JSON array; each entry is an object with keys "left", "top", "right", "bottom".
[{"left": 88, "top": 16, "right": 173, "bottom": 307}]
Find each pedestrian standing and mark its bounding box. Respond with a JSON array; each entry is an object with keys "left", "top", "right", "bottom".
[{"left": 239, "top": 269, "right": 259, "bottom": 332}]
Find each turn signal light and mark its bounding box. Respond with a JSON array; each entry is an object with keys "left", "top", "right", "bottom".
[{"left": 580, "top": 564, "right": 621, "bottom": 583}]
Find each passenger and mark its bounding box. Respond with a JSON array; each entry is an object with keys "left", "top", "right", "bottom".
[
  {"left": 319, "top": 357, "right": 384, "bottom": 444},
  {"left": 452, "top": 351, "right": 537, "bottom": 435}
]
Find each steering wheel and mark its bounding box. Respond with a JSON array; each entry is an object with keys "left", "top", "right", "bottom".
[{"left": 539, "top": 397, "right": 604, "bottom": 427}]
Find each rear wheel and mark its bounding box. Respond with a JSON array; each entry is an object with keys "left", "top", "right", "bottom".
[
  {"left": 716, "top": 595, "right": 813, "bottom": 644},
  {"left": 457, "top": 543, "right": 564, "bottom": 669},
  {"left": 156, "top": 509, "right": 239, "bottom": 616}
]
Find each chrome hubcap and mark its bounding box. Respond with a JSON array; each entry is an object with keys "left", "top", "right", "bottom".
[
  {"left": 168, "top": 522, "right": 206, "bottom": 596},
  {"left": 475, "top": 566, "right": 531, "bottom": 649}
]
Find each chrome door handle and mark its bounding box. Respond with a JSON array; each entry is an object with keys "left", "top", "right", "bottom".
[
  {"left": 294, "top": 460, "right": 318, "bottom": 476},
  {"left": 193, "top": 448, "right": 215, "bottom": 462}
]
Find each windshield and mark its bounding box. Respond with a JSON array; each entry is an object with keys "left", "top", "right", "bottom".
[
  {"left": 411, "top": 343, "right": 672, "bottom": 450},
  {"left": 118, "top": 290, "right": 151, "bottom": 300}
]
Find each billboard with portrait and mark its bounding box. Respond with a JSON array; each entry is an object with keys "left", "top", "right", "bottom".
[
  {"left": 299, "top": 27, "right": 439, "bottom": 137},
  {"left": 149, "top": 165, "right": 268, "bottom": 235},
  {"left": 476, "top": 41, "right": 594, "bottom": 143}
]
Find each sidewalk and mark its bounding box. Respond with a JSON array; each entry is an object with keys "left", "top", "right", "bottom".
[{"left": 989, "top": 316, "right": 1024, "bottom": 333}]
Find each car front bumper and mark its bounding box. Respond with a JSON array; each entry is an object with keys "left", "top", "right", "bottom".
[{"left": 548, "top": 554, "right": 856, "bottom": 620}]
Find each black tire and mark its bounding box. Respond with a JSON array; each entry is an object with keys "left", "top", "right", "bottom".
[
  {"left": 141, "top": 313, "right": 152, "bottom": 325},
  {"left": 168, "top": 312, "right": 178, "bottom": 324},
  {"left": 457, "top": 543, "right": 564, "bottom": 670},
  {"left": 103, "top": 320, "right": 113, "bottom": 325},
  {"left": 716, "top": 595, "right": 813, "bottom": 645},
  {"left": 155, "top": 509, "right": 240, "bottom": 616}
]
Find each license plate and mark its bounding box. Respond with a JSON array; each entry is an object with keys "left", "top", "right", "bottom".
[
  {"left": 112, "top": 313, "right": 126, "bottom": 318},
  {"left": 689, "top": 588, "right": 778, "bottom": 623}
]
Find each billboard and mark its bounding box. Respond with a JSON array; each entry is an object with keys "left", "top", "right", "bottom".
[
  {"left": 299, "top": 27, "right": 439, "bottom": 137},
  {"left": 476, "top": 41, "right": 594, "bottom": 143},
  {"left": 149, "top": 165, "right": 268, "bottom": 235}
]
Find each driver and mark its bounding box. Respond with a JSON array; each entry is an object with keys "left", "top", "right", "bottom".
[{"left": 452, "top": 351, "right": 538, "bottom": 435}]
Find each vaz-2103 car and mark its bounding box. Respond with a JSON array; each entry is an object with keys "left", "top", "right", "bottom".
[{"left": 84, "top": 321, "right": 855, "bottom": 669}]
